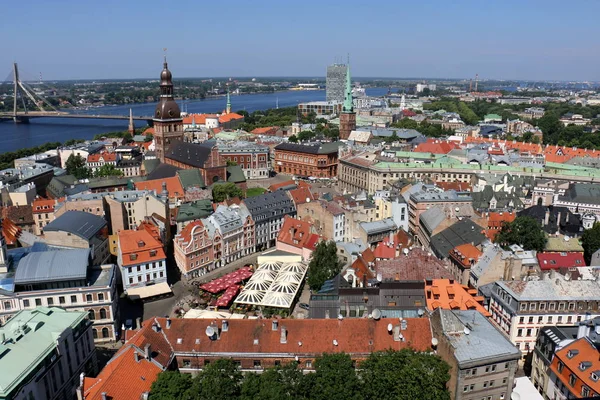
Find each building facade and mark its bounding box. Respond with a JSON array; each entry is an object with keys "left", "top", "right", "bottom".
[
  {"left": 218, "top": 142, "right": 270, "bottom": 180},
  {"left": 430, "top": 309, "right": 520, "bottom": 400},
  {"left": 0, "top": 308, "right": 96, "bottom": 400},
  {"left": 173, "top": 220, "right": 215, "bottom": 278},
  {"left": 117, "top": 229, "right": 167, "bottom": 291},
  {"left": 243, "top": 191, "right": 296, "bottom": 251},
  {"left": 153, "top": 58, "right": 184, "bottom": 163},
  {"left": 274, "top": 142, "right": 342, "bottom": 178},
  {"left": 326, "top": 63, "right": 347, "bottom": 103}
]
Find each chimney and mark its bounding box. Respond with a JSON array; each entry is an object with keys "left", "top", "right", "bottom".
[
  {"left": 280, "top": 326, "right": 287, "bottom": 344},
  {"left": 556, "top": 211, "right": 562, "bottom": 231},
  {"left": 134, "top": 351, "right": 140, "bottom": 362},
  {"left": 101, "top": 393, "right": 108, "bottom": 400},
  {"left": 222, "top": 320, "right": 229, "bottom": 332},
  {"left": 393, "top": 325, "right": 401, "bottom": 341},
  {"left": 166, "top": 318, "right": 172, "bottom": 329},
  {"left": 144, "top": 343, "right": 151, "bottom": 360},
  {"left": 152, "top": 324, "right": 159, "bottom": 332},
  {"left": 578, "top": 321, "right": 591, "bottom": 339},
  {"left": 272, "top": 320, "right": 278, "bottom": 331}
]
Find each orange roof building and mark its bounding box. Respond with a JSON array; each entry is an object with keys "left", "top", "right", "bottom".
[
  {"left": 484, "top": 211, "right": 516, "bottom": 240},
  {"left": 425, "top": 278, "right": 490, "bottom": 317},
  {"left": 549, "top": 337, "right": 600, "bottom": 398},
  {"left": 289, "top": 186, "right": 317, "bottom": 207},
  {"left": 134, "top": 176, "right": 184, "bottom": 203},
  {"left": 448, "top": 243, "right": 483, "bottom": 286},
  {"left": 87, "top": 152, "right": 117, "bottom": 165},
  {"left": 414, "top": 139, "right": 458, "bottom": 154},
  {"left": 117, "top": 229, "right": 167, "bottom": 292},
  {"left": 276, "top": 216, "right": 319, "bottom": 260}
]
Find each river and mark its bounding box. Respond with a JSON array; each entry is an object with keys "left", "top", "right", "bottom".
[{"left": 0, "top": 88, "right": 390, "bottom": 153}]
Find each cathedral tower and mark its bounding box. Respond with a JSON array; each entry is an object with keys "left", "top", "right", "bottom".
[
  {"left": 338, "top": 63, "right": 356, "bottom": 140},
  {"left": 153, "top": 57, "right": 183, "bottom": 163}
]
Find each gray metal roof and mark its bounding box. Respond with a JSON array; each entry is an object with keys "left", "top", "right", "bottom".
[
  {"left": 497, "top": 273, "right": 600, "bottom": 301},
  {"left": 15, "top": 248, "right": 90, "bottom": 284},
  {"left": 44, "top": 210, "right": 107, "bottom": 240},
  {"left": 436, "top": 309, "right": 520, "bottom": 367},
  {"left": 209, "top": 205, "right": 243, "bottom": 234},
  {"left": 430, "top": 219, "right": 486, "bottom": 258},
  {"left": 420, "top": 207, "right": 446, "bottom": 234},
  {"left": 243, "top": 191, "right": 295, "bottom": 222},
  {"left": 360, "top": 218, "right": 397, "bottom": 235}
]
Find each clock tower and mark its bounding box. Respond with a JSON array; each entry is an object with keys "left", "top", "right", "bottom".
[{"left": 153, "top": 57, "right": 183, "bottom": 163}]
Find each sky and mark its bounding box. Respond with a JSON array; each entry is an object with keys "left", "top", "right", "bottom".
[{"left": 1, "top": 0, "right": 599, "bottom": 81}]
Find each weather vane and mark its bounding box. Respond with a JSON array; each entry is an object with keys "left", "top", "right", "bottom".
[{"left": 163, "top": 48, "right": 168, "bottom": 62}]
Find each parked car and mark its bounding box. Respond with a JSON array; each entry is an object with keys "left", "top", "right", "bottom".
[{"left": 299, "top": 303, "right": 310, "bottom": 310}]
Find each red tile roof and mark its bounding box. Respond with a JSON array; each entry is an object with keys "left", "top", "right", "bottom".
[
  {"left": 118, "top": 229, "right": 166, "bottom": 267},
  {"left": 251, "top": 126, "right": 278, "bottom": 135},
  {"left": 485, "top": 211, "right": 516, "bottom": 240},
  {"left": 373, "top": 240, "right": 396, "bottom": 260},
  {"left": 449, "top": 243, "right": 482, "bottom": 268},
  {"left": 32, "top": 198, "right": 58, "bottom": 214},
  {"left": 375, "top": 248, "right": 452, "bottom": 281},
  {"left": 277, "top": 216, "right": 319, "bottom": 251},
  {"left": 218, "top": 112, "right": 244, "bottom": 123},
  {"left": 289, "top": 187, "right": 316, "bottom": 206},
  {"left": 82, "top": 346, "right": 162, "bottom": 400},
  {"left": 87, "top": 152, "right": 117, "bottom": 163},
  {"left": 143, "top": 127, "right": 155, "bottom": 135},
  {"left": 414, "top": 139, "right": 458, "bottom": 154},
  {"left": 425, "top": 279, "right": 490, "bottom": 317},
  {"left": 1, "top": 218, "right": 21, "bottom": 245},
  {"left": 537, "top": 252, "right": 586, "bottom": 270},
  {"left": 143, "top": 316, "right": 433, "bottom": 355},
  {"left": 134, "top": 177, "right": 184, "bottom": 199},
  {"left": 434, "top": 181, "right": 472, "bottom": 192}
]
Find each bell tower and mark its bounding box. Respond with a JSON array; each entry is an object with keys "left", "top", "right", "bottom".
[
  {"left": 153, "top": 57, "right": 183, "bottom": 163},
  {"left": 339, "top": 62, "right": 356, "bottom": 140}
]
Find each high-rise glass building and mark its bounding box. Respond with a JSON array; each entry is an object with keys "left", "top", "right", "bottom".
[{"left": 326, "top": 64, "right": 347, "bottom": 103}]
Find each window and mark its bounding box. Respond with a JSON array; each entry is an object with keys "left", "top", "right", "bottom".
[
  {"left": 102, "top": 328, "right": 109, "bottom": 338},
  {"left": 558, "top": 316, "right": 563, "bottom": 323},
  {"left": 88, "top": 310, "right": 95, "bottom": 320},
  {"left": 463, "top": 386, "right": 469, "bottom": 393},
  {"left": 253, "top": 360, "right": 261, "bottom": 369},
  {"left": 548, "top": 316, "right": 553, "bottom": 323},
  {"left": 483, "top": 381, "right": 488, "bottom": 388},
  {"left": 530, "top": 303, "right": 537, "bottom": 311},
  {"left": 274, "top": 360, "right": 281, "bottom": 366},
  {"left": 99, "top": 309, "right": 107, "bottom": 319},
  {"left": 491, "top": 365, "right": 496, "bottom": 372},
  {"left": 23, "top": 299, "right": 30, "bottom": 307},
  {"left": 98, "top": 293, "right": 104, "bottom": 301},
  {"left": 528, "top": 316, "right": 534, "bottom": 324},
  {"left": 59, "top": 296, "right": 65, "bottom": 304},
  {"left": 71, "top": 295, "right": 77, "bottom": 303},
  {"left": 183, "top": 359, "right": 191, "bottom": 367},
  {"left": 3, "top": 301, "right": 11, "bottom": 310},
  {"left": 569, "top": 374, "right": 577, "bottom": 387},
  {"left": 538, "top": 316, "right": 543, "bottom": 323},
  {"left": 519, "top": 317, "right": 525, "bottom": 324},
  {"left": 517, "top": 329, "right": 523, "bottom": 337},
  {"left": 35, "top": 298, "right": 42, "bottom": 306},
  {"left": 86, "top": 294, "right": 92, "bottom": 303},
  {"left": 557, "top": 361, "right": 564, "bottom": 373},
  {"left": 520, "top": 303, "right": 527, "bottom": 311},
  {"left": 489, "top": 380, "right": 494, "bottom": 387},
  {"left": 582, "top": 386, "right": 590, "bottom": 397},
  {"left": 47, "top": 298, "right": 54, "bottom": 306},
  {"left": 485, "top": 366, "right": 490, "bottom": 373},
  {"left": 306, "top": 360, "right": 312, "bottom": 368}
]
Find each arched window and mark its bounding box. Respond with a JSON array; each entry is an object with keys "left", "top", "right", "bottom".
[
  {"left": 212, "top": 175, "right": 219, "bottom": 183},
  {"left": 92, "top": 329, "right": 98, "bottom": 339},
  {"left": 99, "top": 309, "right": 107, "bottom": 319},
  {"left": 102, "top": 328, "right": 109, "bottom": 338},
  {"left": 88, "top": 309, "right": 95, "bottom": 320}
]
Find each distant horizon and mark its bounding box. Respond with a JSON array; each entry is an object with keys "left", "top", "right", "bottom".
[{"left": 2, "top": 0, "right": 600, "bottom": 82}]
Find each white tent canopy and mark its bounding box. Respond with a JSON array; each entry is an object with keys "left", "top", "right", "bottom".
[{"left": 235, "top": 254, "right": 307, "bottom": 309}]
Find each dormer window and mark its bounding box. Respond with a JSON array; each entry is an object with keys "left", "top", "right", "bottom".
[
  {"left": 590, "top": 371, "right": 599, "bottom": 382},
  {"left": 150, "top": 250, "right": 157, "bottom": 257},
  {"left": 130, "top": 254, "right": 138, "bottom": 261},
  {"left": 567, "top": 349, "right": 579, "bottom": 359},
  {"left": 579, "top": 361, "right": 592, "bottom": 371},
  {"left": 137, "top": 240, "right": 145, "bottom": 248}
]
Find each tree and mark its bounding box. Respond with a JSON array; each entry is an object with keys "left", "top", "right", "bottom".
[
  {"left": 188, "top": 359, "right": 242, "bottom": 400},
  {"left": 495, "top": 216, "right": 547, "bottom": 252},
  {"left": 149, "top": 371, "right": 193, "bottom": 400},
  {"left": 307, "top": 240, "right": 343, "bottom": 291},
  {"left": 296, "top": 131, "right": 316, "bottom": 142},
  {"left": 360, "top": 349, "right": 450, "bottom": 400},
  {"left": 226, "top": 160, "right": 238, "bottom": 166},
  {"left": 312, "top": 353, "right": 362, "bottom": 400},
  {"left": 94, "top": 164, "right": 123, "bottom": 178},
  {"left": 288, "top": 135, "right": 298, "bottom": 143},
  {"left": 241, "top": 363, "right": 308, "bottom": 400},
  {"left": 212, "top": 182, "right": 244, "bottom": 202},
  {"left": 582, "top": 222, "right": 600, "bottom": 264},
  {"left": 65, "top": 154, "right": 91, "bottom": 179}
]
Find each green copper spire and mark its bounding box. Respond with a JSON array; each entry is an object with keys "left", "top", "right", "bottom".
[
  {"left": 226, "top": 88, "right": 231, "bottom": 114},
  {"left": 343, "top": 63, "right": 353, "bottom": 113}
]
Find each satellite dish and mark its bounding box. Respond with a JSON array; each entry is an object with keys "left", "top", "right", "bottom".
[
  {"left": 372, "top": 309, "right": 382, "bottom": 320},
  {"left": 463, "top": 327, "right": 471, "bottom": 335},
  {"left": 431, "top": 338, "right": 439, "bottom": 347},
  {"left": 205, "top": 326, "right": 215, "bottom": 337},
  {"left": 418, "top": 309, "right": 424, "bottom": 317},
  {"left": 338, "top": 314, "right": 344, "bottom": 320},
  {"left": 306, "top": 197, "right": 311, "bottom": 203},
  {"left": 403, "top": 248, "right": 409, "bottom": 256},
  {"left": 333, "top": 339, "right": 339, "bottom": 346},
  {"left": 376, "top": 273, "right": 382, "bottom": 282},
  {"left": 387, "top": 323, "right": 393, "bottom": 332},
  {"left": 511, "top": 392, "right": 521, "bottom": 400}
]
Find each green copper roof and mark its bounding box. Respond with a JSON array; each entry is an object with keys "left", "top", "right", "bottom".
[
  {"left": 0, "top": 307, "right": 87, "bottom": 397},
  {"left": 226, "top": 89, "right": 231, "bottom": 113},
  {"left": 343, "top": 64, "right": 353, "bottom": 113}
]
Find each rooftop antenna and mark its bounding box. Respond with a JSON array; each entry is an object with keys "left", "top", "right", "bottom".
[{"left": 475, "top": 73, "right": 479, "bottom": 92}]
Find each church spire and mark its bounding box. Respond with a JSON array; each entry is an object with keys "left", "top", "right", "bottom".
[
  {"left": 226, "top": 88, "right": 231, "bottom": 114},
  {"left": 343, "top": 62, "right": 353, "bottom": 113},
  {"left": 128, "top": 108, "right": 135, "bottom": 134}
]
